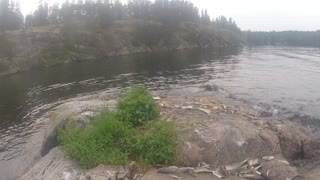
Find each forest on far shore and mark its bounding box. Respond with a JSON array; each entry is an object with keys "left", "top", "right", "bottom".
[
  {"left": 244, "top": 31, "right": 320, "bottom": 47},
  {"left": 0, "top": 0, "right": 243, "bottom": 49},
  {"left": 0, "top": 0, "right": 320, "bottom": 48}
]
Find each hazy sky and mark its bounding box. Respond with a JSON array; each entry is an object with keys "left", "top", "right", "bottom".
[{"left": 20, "top": 0, "right": 320, "bottom": 31}]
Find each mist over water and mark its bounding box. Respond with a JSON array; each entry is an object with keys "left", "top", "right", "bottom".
[{"left": 0, "top": 46, "right": 320, "bottom": 179}]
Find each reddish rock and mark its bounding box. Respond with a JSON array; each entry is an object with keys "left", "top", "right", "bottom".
[
  {"left": 260, "top": 156, "right": 299, "bottom": 180},
  {"left": 20, "top": 96, "right": 320, "bottom": 180},
  {"left": 270, "top": 123, "right": 320, "bottom": 160}
]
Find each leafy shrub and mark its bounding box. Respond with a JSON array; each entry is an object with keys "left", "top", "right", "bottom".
[
  {"left": 58, "top": 111, "right": 131, "bottom": 168},
  {"left": 117, "top": 87, "right": 160, "bottom": 127},
  {"left": 58, "top": 87, "right": 177, "bottom": 169},
  {"left": 141, "top": 121, "right": 177, "bottom": 165}
]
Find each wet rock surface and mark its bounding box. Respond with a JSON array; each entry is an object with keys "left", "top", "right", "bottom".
[
  {"left": 19, "top": 148, "right": 131, "bottom": 180},
  {"left": 152, "top": 156, "right": 299, "bottom": 180},
  {"left": 18, "top": 147, "right": 80, "bottom": 180},
  {"left": 159, "top": 97, "right": 320, "bottom": 166},
  {"left": 295, "top": 158, "right": 320, "bottom": 180},
  {"left": 157, "top": 97, "right": 320, "bottom": 179},
  {"left": 21, "top": 96, "right": 320, "bottom": 179},
  {"left": 78, "top": 165, "right": 131, "bottom": 180},
  {"left": 40, "top": 99, "right": 117, "bottom": 156},
  {"left": 269, "top": 123, "right": 320, "bottom": 160}
]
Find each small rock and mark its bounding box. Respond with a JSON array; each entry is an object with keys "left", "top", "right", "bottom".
[
  {"left": 170, "top": 175, "right": 182, "bottom": 179},
  {"left": 260, "top": 157, "right": 299, "bottom": 179},
  {"left": 158, "top": 101, "right": 169, "bottom": 108},
  {"left": 196, "top": 108, "right": 211, "bottom": 114},
  {"left": 18, "top": 148, "right": 81, "bottom": 180},
  {"left": 193, "top": 167, "right": 212, "bottom": 173},
  {"left": 79, "top": 165, "right": 130, "bottom": 180},
  {"left": 158, "top": 166, "right": 194, "bottom": 174},
  {"left": 61, "top": 166, "right": 79, "bottom": 180},
  {"left": 81, "top": 111, "right": 96, "bottom": 120},
  {"left": 181, "top": 106, "right": 193, "bottom": 109},
  {"left": 213, "top": 106, "right": 219, "bottom": 110},
  {"left": 276, "top": 159, "right": 290, "bottom": 165},
  {"left": 212, "top": 167, "right": 226, "bottom": 179},
  {"left": 262, "top": 156, "right": 275, "bottom": 161}
]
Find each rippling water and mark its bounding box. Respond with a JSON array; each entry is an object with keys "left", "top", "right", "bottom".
[
  {"left": 0, "top": 46, "right": 320, "bottom": 179},
  {"left": 217, "top": 47, "right": 320, "bottom": 118}
]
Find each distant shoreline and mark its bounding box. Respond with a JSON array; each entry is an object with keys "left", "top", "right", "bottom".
[{"left": 0, "top": 26, "right": 240, "bottom": 77}]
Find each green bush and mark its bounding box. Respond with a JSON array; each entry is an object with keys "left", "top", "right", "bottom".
[
  {"left": 141, "top": 121, "right": 177, "bottom": 165},
  {"left": 117, "top": 87, "right": 160, "bottom": 127},
  {"left": 58, "top": 111, "right": 131, "bottom": 168},
  {"left": 58, "top": 88, "right": 177, "bottom": 169}
]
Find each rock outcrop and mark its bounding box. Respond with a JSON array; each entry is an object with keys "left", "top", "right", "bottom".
[
  {"left": 19, "top": 147, "right": 131, "bottom": 180},
  {"left": 21, "top": 96, "right": 320, "bottom": 179},
  {"left": 0, "top": 26, "right": 199, "bottom": 76},
  {"left": 40, "top": 99, "right": 116, "bottom": 156},
  {"left": 158, "top": 97, "right": 320, "bottom": 166},
  {"left": 158, "top": 97, "right": 320, "bottom": 179}
]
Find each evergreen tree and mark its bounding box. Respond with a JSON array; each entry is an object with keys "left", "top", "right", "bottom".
[
  {"left": 201, "top": 10, "right": 210, "bottom": 24},
  {"left": 25, "top": 14, "right": 33, "bottom": 28},
  {"left": 48, "top": 3, "right": 60, "bottom": 24},
  {"left": 0, "top": 0, "right": 246, "bottom": 48},
  {"left": 0, "top": 0, "right": 23, "bottom": 31},
  {"left": 0, "top": 0, "right": 10, "bottom": 31},
  {"left": 32, "top": 0, "right": 49, "bottom": 26}
]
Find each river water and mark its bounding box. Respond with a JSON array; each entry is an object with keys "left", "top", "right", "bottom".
[{"left": 0, "top": 46, "right": 320, "bottom": 179}]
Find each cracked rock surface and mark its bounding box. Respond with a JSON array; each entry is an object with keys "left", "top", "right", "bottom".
[{"left": 20, "top": 96, "right": 320, "bottom": 179}]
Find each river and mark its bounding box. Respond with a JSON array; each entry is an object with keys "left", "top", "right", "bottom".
[{"left": 0, "top": 46, "right": 320, "bottom": 179}]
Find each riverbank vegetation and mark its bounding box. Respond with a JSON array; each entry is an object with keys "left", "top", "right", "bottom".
[
  {"left": 58, "top": 87, "right": 178, "bottom": 169},
  {"left": 1, "top": 1, "right": 320, "bottom": 76},
  {"left": 1, "top": 0, "right": 242, "bottom": 48},
  {"left": 0, "top": 0, "right": 243, "bottom": 76}
]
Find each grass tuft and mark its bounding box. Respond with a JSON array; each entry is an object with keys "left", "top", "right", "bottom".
[
  {"left": 58, "top": 87, "right": 177, "bottom": 169},
  {"left": 117, "top": 87, "right": 160, "bottom": 127}
]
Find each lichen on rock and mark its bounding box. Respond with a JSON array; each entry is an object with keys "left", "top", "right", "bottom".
[{"left": 21, "top": 95, "right": 320, "bottom": 180}]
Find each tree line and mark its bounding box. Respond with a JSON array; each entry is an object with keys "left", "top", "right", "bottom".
[
  {"left": 1, "top": 0, "right": 320, "bottom": 48},
  {"left": 0, "top": 0, "right": 23, "bottom": 31},
  {"left": 0, "top": 0, "right": 243, "bottom": 76},
  {"left": 244, "top": 31, "right": 320, "bottom": 47},
  {"left": 0, "top": 0, "right": 240, "bottom": 33}
]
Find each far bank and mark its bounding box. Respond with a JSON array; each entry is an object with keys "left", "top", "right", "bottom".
[{"left": 0, "top": 20, "right": 242, "bottom": 77}]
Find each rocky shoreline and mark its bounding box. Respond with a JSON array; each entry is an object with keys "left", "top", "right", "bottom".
[
  {"left": 0, "top": 30, "right": 196, "bottom": 77},
  {"left": 19, "top": 95, "right": 320, "bottom": 180},
  {"left": 0, "top": 26, "right": 239, "bottom": 77}
]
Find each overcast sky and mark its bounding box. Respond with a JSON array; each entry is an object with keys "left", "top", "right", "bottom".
[{"left": 20, "top": 0, "right": 320, "bottom": 31}]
